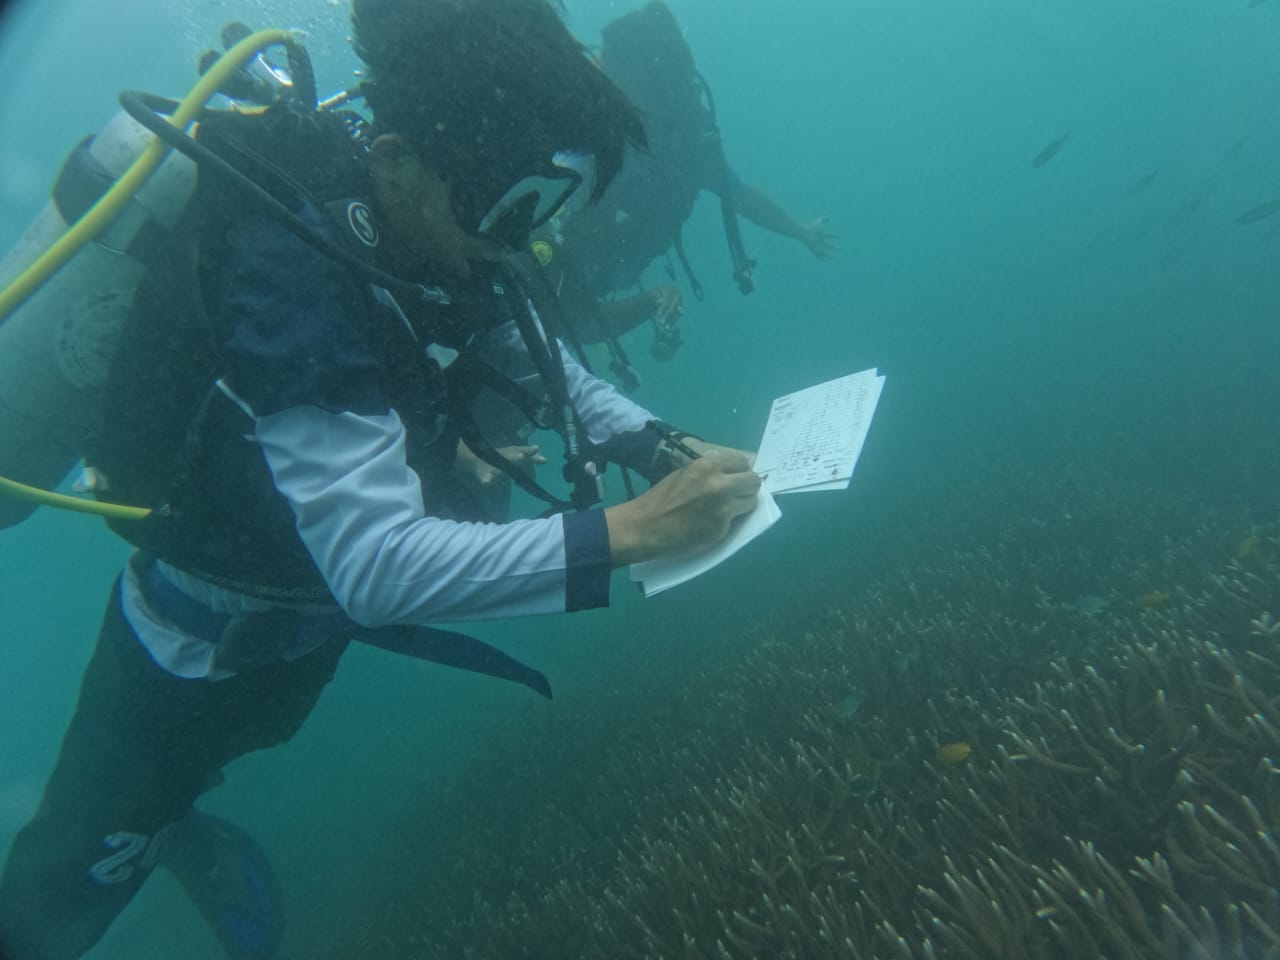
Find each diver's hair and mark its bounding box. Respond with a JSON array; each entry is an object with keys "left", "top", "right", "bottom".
[{"left": 352, "top": 0, "right": 645, "bottom": 218}]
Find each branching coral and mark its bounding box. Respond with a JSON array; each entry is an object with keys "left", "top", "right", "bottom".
[{"left": 305, "top": 479, "right": 1280, "bottom": 960}]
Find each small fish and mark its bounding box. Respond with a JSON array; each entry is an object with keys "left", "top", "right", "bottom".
[
  {"left": 1136, "top": 590, "right": 1170, "bottom": 609},
  {"left": 1032, "top": 130, "right": 1071, "bottom": 168},
  {"left": 936, "top": 742, "right": 973, "bottom": 766},
  {"left": 1162, "top": 186, "right": 1214, "bottom": 230},
  {"left": 1235, "top": 534, "right": 1261, "bottom": 560},
  {"left": 833, "top": 693, "right": 863, "bottom": 720},
  {"left": 1124, "top": 171, "right": 1157, "bottom": 197},
  {"left": 1236, "top": 198, "right": 1280, "bottom": 225},
  {"left": 1222, "top": 133, "right": 1252, "bottom": 162}
]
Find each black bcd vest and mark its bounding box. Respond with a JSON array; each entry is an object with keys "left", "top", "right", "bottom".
[{"left": 90, "top": 104, "right": 532, "bottom": 601}]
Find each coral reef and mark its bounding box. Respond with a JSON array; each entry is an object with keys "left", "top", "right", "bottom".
[{"left": 306, "top": 472, "right": 1280, "bottom": 959}]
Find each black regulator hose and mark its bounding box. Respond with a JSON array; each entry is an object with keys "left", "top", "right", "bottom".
[{"left": 117, "top": 90, "right": 449, "bottom": 308}]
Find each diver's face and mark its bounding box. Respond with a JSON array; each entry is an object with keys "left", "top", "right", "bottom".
[
  {"left": 368, "top": 135, "right": 588, "bottom": 272},
  {"left": 367, "top": 135, "right": 502, "bottom": 277},
  {"left": 474, "top": 161, "right": 585, "bottom": 249}
]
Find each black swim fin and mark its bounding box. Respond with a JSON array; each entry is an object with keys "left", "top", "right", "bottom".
[{"left": 159, "top": 810, "right": 285, "bottom": 960}]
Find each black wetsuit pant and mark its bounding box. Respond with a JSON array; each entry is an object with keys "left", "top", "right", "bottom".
[{"left": 0, "top": 577, "right": 347, "bottom": 960}]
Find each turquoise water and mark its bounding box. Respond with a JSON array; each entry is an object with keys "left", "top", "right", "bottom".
[{"left": 0, "top": 1, "right": 1277, "bottom": 957}]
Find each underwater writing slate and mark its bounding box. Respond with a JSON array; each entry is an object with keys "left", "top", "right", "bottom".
[
  {"left": 754, "top": 367, "right": 885, "bottom": 496},
  {"left": 630, "top": 367, "right": 884, "bottom": 598}
]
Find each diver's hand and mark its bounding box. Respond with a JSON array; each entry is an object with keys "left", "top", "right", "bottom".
[
  {"left": 648, "top": 285, "right": 683, "bottom": 326},
  {"left": 673, "top": 438, "right": 755, "bottom": 470},
  {"left": 454, "top": 441, "right": 546, "bottom": 489},
  {"left": 799, "top": 217, "right": 839, "bottom": 260},
  {"left": 494, "top": 444, "right": 547, "bottom": 478},
  {"left": 646, "top": 433, "right": 755, "bottom": 477},
  {"left": 605, "top": 453, "right": 761, "bottom": 566}
]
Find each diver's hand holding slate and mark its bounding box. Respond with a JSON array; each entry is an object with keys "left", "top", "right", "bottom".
[
  {"left": 630, "top": 367, "right": 885, "bottom": 596},
  {"left": 605, "top": 451, "right": 761, "bottom": 567}
]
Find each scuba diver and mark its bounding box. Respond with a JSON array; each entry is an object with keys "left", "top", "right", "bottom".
[
  {"left": 528, "top": 0, "right": 838, "bottom": 387},
  {"left": 0, "top": 1, "right": 761, "bottom": 957}
]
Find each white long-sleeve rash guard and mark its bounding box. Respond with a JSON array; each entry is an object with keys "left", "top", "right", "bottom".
[{"left": 253, "top": 337, "right": 654, "bottom": 628}]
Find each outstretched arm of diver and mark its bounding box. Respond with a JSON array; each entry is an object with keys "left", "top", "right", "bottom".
[
  {"left": 257, "top": 407, "right": 758, "bottom": 623},
  {"left": 733, "top": 183, "right": 839, "bottom": 260}
]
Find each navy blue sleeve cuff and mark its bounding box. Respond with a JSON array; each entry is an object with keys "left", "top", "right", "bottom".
[{"left": 562, "top": 509, "right": 612, "bottom": 613}]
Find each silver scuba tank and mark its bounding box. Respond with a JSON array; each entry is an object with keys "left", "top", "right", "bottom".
[{"left": 0, "top": 109, "right": 196, "bottom": 527}]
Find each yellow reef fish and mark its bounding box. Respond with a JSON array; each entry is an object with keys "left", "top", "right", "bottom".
[
  {"left": 936, "top": 742, "right": 973, "bottom": 766},
  {"left": 1235, "top": 534, "right": 1261, "bottom": 560}
]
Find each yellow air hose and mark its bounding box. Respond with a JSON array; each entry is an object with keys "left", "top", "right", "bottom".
[
  {"left": 0, "top": 28, "right": 299, "bottom": 324},
  {"left": 0, "top": 476, "right": 151, "bottom": 520},
  {"left": 0, "top": 28, "right": 302, "bottom": 520}
]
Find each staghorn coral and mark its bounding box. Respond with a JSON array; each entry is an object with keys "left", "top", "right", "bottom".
[{"left": 303, "top": 476, "right": 1280, "bottom": 960}]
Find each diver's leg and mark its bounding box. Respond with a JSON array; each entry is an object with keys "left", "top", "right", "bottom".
[
  {"left": 0, "top": 576, "right": 209, "bottom": 959},
  {"left": 0, "top": 575, "right": 347, "bottom": 960}
]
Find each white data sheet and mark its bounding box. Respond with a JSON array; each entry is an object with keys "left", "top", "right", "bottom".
[
  {"left": 754, "top": 368, "right": 885, "bottom": 495},
  {"left": 631, "top": 367, "right": 884, "bottom": 597}
]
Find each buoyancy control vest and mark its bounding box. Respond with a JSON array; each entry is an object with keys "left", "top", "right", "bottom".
[
  {"left": 89, "top": 103, "right": 580, "bottom": 601},
  {"left": 88, "top": 104, "right": 402, "bottom": 599},
  {"left": 88, "top": 96, "right": 604, "bottom": 593}
]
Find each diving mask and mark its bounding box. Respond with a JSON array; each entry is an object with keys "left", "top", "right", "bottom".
[{"left": 477, "top": 151, "right": 595, "bottom": 248}]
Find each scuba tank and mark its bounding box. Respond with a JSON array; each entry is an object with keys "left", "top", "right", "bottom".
[
  {"left": 0, "top": 111, "right": 196, "bottom": 528},
  {"left": 0, "top": 26, "right": 312, "bottom": 529}
]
